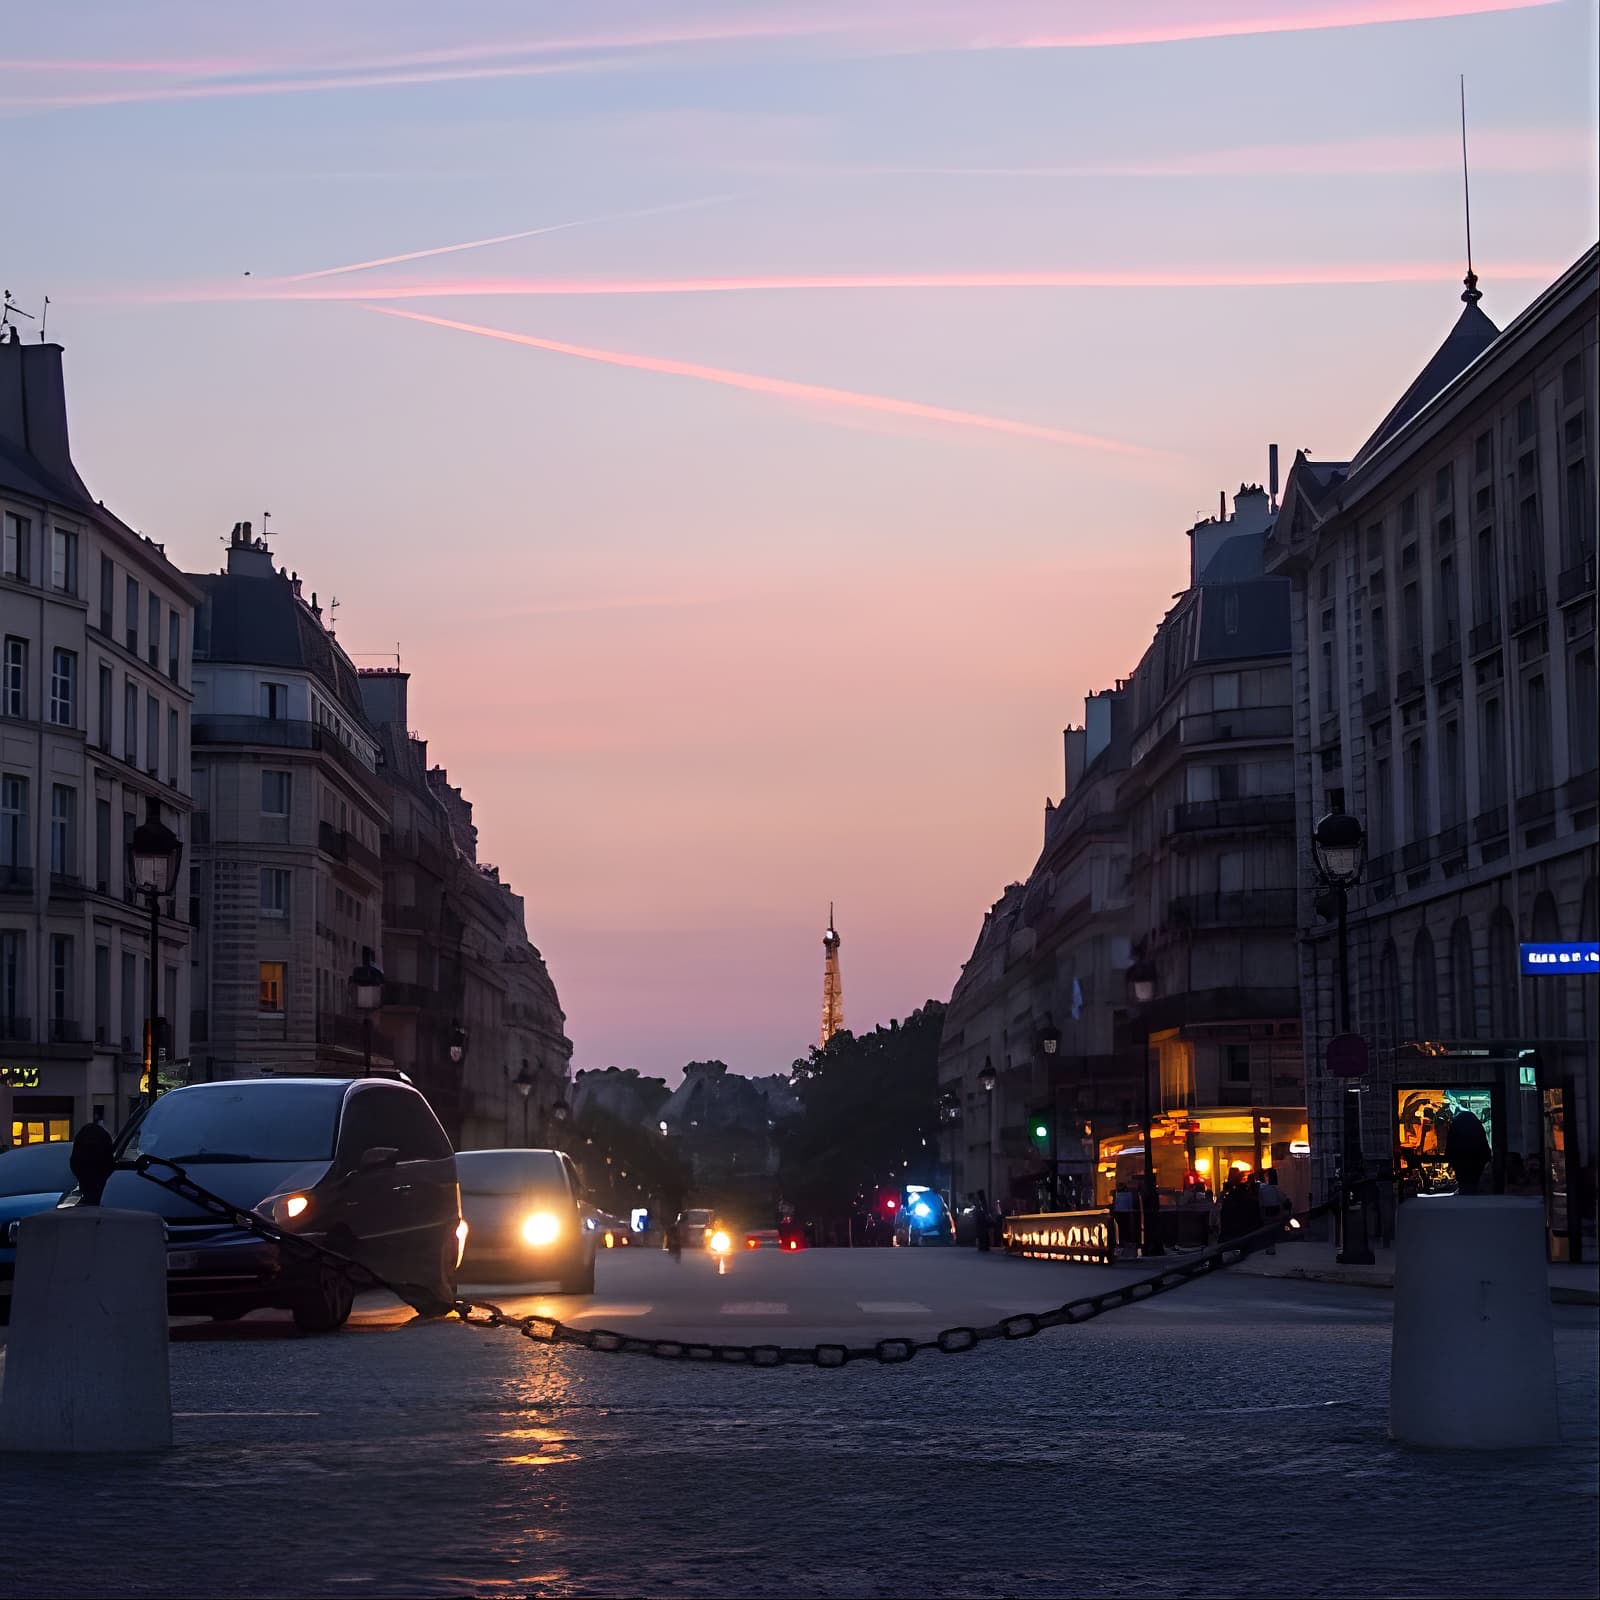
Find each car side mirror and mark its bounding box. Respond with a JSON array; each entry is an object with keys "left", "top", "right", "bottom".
[{"left": 356, "top": 1146, "right": 400, "bottom": 1173}]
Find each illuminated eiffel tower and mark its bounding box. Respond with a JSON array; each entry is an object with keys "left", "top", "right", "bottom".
[{"left": 820, "top": 904, "right": 844, "bottom": 1048}]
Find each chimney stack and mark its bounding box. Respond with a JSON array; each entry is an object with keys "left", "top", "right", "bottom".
[{"left": 0, "top": 341, "right": 93, "bottom": 503}]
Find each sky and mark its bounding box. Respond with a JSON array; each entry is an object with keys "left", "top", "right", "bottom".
[{"left": 5, "top": 1, "right": 1597, "bottom": 1082}]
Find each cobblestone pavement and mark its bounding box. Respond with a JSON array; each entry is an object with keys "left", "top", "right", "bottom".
[{"left": 1, "top": 1249, "right": 1595, "bottom": 1599}]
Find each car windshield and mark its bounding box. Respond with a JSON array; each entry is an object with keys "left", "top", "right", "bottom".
[
  {"left": 683, "top": 1209, "right": 713, "bottom": 1225},
  {"left": 456, "top": 1150, "right": 567, "bottom": 1199},
  {"left": 118, "top": 1083, "right": 345, "bottom": 1164},
  {"left": 0, "top": 1141, "right": 77, "bottom": 1198}
]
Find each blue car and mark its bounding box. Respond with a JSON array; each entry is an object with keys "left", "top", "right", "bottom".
[
  {"left": 0, "top": 1142, "right": 78, "bottom": 1323},
  {"left": 892, "top": 1185, "right": 955, "bottom": 1246}
]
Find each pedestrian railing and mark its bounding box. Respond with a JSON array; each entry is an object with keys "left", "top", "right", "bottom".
[{"left": 1001, "top": 1209, "right": 1115, "bottom": 1265}]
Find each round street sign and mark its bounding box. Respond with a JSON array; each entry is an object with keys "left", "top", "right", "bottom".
[{"left": 1326, "top": 1033, "right": 1370, "bottom": 1078}]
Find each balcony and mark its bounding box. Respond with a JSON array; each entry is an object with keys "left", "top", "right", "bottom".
[
  {"left": 0, "top": 865, "right": 33, "bottom": 893},
  {"left": 1437, "top": 823, "right": 1467, "bottom": 860},
  {"left": 1430, "top": 638, "right": 1462, "bottom": 679},
  {"left": 1516, "top": 787, "right": 1557, "bottom": 827},
  {"left": 1137, "top": 986, "right": 1300, "bottom": 1034},
  {"left": 317, "top": 822, "right": 382, "bottom": 880},
  {"left": 1557, "top": 554, "right": 1595, "bottom": 607},
  {"left": 1362, "top": 688, "right": 1389, "bottom": 722},
  {"left": 1166, "top": 795, "right": 1296, "bottom": 835},
  {"left": 384, "top": 828, "right": 456, "bottom": 879},
  {"left": 193, "top": 716, "right": 378, "bottom": 788},
  {"left": 1469, "top": 615, "right": 1502, "bottom": 657},
  {"left": 39, "top": 1018, "right": 92, "bottom": 1060},
  {"left": 1401, "top": 839, "right": 1433, "bottom": 870},
  {"left": 1508, "top": 586, "right": 1548, "bottom": 635},
  {"left": 1564, "top": 768, "right": 1599, "bottom": 810},
  {"left": 385, "top": 903, "right": 434, "bottom": 932},
  {"left": 49, "top": 870, "right": 87, "bottom": 899},
  {"left": 1473, "top": 804, "right": 1509, "bottom": 842},
  {"left": 1367, "top": 849, "right": 1396, "bottom": 883},
  {"left": 1179, "top": 706, "right": 1293, "bottom": 745},
  {"left": 1167, "top": 889, "right": 1296, "bottom": 930}
]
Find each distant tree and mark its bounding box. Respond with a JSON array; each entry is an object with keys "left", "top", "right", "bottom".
[
  {"left": 569, "top": 1104, "right": 690, "bottom": 1220},
  {"left": 777, "top": 1002, "right": 946, "bottom": 1215}
]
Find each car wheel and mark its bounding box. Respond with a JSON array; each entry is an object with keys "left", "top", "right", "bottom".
[
  {"left": 424, "top": 1228, "right": 460, "bottom": 1317},
  {"left": 559, "top": 1254, "right": 595, "bottom": 1295},
  {"left": 292, "top": 1267, "right": 355, "bottom": 1334}
]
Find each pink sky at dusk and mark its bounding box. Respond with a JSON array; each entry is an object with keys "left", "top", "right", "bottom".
[{"left": 6, "top": 0, "right": 1597, "bottom": 1081}]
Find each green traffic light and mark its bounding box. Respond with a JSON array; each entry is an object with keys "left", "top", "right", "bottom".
[{"left": 1032, "top": 1122, "right": 1048, "bottom": 1140}]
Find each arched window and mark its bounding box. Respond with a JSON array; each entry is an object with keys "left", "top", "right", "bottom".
[
  {"left": 1529, "top": 890, "right": 1563, "bottom": 1040},
  {"left": 1449, "top": 919, "right": 1477, "bottom": 1039},
  {"left": 1487, "top": 908, "right": 1517, "bottom": 1038},
  {"left": 1412, "top": 929, "right": 1440, "bottom": 1039},
  {"left": 1378, "top": 940, "right": 1402, "bottom": 1050}
]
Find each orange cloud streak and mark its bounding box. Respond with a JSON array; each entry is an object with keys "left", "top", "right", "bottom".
[{"left": 365, "top": 305, "right": 1162, "bottom": 459}]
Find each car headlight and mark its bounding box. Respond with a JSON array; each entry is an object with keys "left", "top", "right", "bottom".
[
  {"left": 522, "top": 1212, "right": 561, "bottom": 1247},
  {"left": 709, "top": 1229, "right": 731, "bottom": 1254},
  {"left": 262, "top": 1193, "right": 313, "bottom": 1227}
]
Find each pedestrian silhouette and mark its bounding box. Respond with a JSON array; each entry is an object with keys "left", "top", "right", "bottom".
[
  {"left": 1444, "top": 1111, "right": 1491, "bottom": 1193},
  {"left": 70, "top": 1123, "right": 116, "bottom": 1207}
]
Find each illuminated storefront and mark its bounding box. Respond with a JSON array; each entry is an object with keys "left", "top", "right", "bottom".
[{"left": 1096, "top": 1105, "right": 1311, "bottom": 1210}]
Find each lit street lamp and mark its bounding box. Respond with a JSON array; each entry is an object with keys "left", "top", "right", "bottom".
[
  {"left": 977, "top": 1056, "right": 996, "bottom": 1204},
  {"left": 349, "top": 947, "right": 384, "bottom": 1077},
  {"left": 1314, "top": 810, "right": 1375, "bottom": 1266},
  {"left": 1127, "top": 959, "right": 1162, "bottom": 1258},
  {"left": 514, "top": 1059, "right": 536, "bottom": 1146},
  {"left": 448, "top": 1022, "right": 467, "bottom": 1065},
  {"left": 127, "top": 798, "right": 182, "bottom": 1107}
]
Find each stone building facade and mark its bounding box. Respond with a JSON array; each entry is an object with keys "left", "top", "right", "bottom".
[
  {"left": 188, "top": 523, "right": 389, "bottom": 1078},
  {"left": 0, "top": 333, "right": 196, "bottom": 1141},
  {"left": 1269, "top": 247, "right": 1598, "bottom": 1259}
]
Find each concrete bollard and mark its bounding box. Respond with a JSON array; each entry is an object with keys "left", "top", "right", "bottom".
[
  {"left": 1389, "top": 1195, "right": 1558, "bottom": 1449},
  {"left": 0, "top": 1208, "right": 171, "bottom": 1453}
]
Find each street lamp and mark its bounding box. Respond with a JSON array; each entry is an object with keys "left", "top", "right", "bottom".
[
  {"left": 1126, "top": 959, "right": 1163, "bottom": 1258},
  {"left": 1313, "top": 810, "right": 1375, "bottom": 1266},
  {"left": 514, "top": 1058, "right": 536, "bottom": 1147},
  {"left": 349, "top": 947, "right": 384, "bottom": 1077},
  {"left": 127, "top": 797, "right": 182, "bottom": 1107},
  {"left": 448, "top": 1022, "right": 467, "bottom": 1065},
  {"left": 977, "top": 1056, "right": 996, "bottom": 1207}
]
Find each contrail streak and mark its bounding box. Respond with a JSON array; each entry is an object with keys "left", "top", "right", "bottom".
[
  {"left": 365, "top": 306, "right": 1161, "bottom": 460},
  {"left": 279, "top": 197, "right": 735, "bottom": 284}
]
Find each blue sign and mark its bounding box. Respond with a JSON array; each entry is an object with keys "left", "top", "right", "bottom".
[{"left": 1520, "top": 942, "right": 1600, "bottom": 975}]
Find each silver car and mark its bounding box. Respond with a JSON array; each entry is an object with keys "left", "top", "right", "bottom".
[{"left": 456, "top": 1148, "right": 596, "bottom": 1293}]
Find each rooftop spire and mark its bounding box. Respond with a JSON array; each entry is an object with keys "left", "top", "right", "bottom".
[{"left": 1460, "top": 74, "right": 1482, "bottom": 306}]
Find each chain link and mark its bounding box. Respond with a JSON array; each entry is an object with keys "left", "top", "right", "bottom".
[{"left": 133, "top": 1156, "right": 1330, "bottom": 1371}]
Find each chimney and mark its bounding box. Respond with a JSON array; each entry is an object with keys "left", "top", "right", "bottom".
[
  {"left": 224, "top": 518, "right": 276, "bottom": 577},
  {"left": 1269, "top": 443, "right": 1280, "bottom": 510},
  {"left": 290, "top": 572, "right": 302, "bottom": 597},
  {"left": 0, "top": 341, "right": 93, "bottom": 503},
  {"left": 358, "top": 669, "right": 410, "bottom": 730},
  {"left": 1219, "top": 489, "right": 1226, "bottom": 523}
]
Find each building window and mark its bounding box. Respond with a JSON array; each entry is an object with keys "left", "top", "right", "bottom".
[
  {"left": 0, "top": 930, "right": 23, "bottom": 1031},
  {"left": 126, "top": 575, "right": 140, "bottom": 654},
  {"left": 147, "top": 594, "right": 160, "bottom": 667},
  {"left": 95, "top": 945, "right": 111, "bottom": 1046},
  {"left": 124, "top": 680, "right": 139, "bottom": 763},
  {"left": 1412, "top": 931, "right": 1439, "bottom": 1039},
  {"left": 1436, "top": 553, "right": 1458, "bottom": 643},
  {"left": 50, "top": 934, "right": 74, "bottom": 1027},
  {"left": 2, "top": 512, "right": 28, "bottom": 582},
  {"left": 49, "top": 784, "right": 76, "bottom": 877},
  {"left": 168, "top": 708, "right": 179, "bottom": 786},
  {"left": 98, "top": 665, "right": 112, "bottom": 751},
  {"left": 1523, "top": 674, "right": 1552, "bottom": 793},
  {"left": 1373, "top": 756, "right": 1392, "bottom": 854},
  {"left": 96, "top": 798, "right": 111, "bottom": 893},
  {"left": 48, "top": 649, "right": 76, "bottom": 727},
  {"left": 1480, "top": 696, "right": 1506, "bottom": 810},
  {"left": 1450, "top": 919, "right": 1476, "bottom": 1038},
  {"left": 1370, "top": 605, "right": 1389, "bottom": 688},
  {"left": 1572, "top": 648, "right": 1598, "bottom": 776},
  {"left": 1405, "top": 737, "right": 1427, "bottom": 841},
  {"left": 1225, "top": 1044, "right": 1251, "bottom": 1084},
  {"left": 120, "top": 950, "right": 135, "bottom": 1049},
  {"left": 146, "top": 694, "right": 160, "bottom": 776},
  {"left": 167, "top": 611, "right": 181, "bottom": 682},
  {"left": 2, "top": 637, "right": 25, "bottom": 720},
  {"left": 0, "top": 775, "right": 27, "bottom": 875},
  {"left": 261, "top": 682, "right": 289, "bottom": 720},
  {"left": 262, "top": 770, "right": 291, "bottom": 815},
  {"left": 260, "top": 868, "right": 290, "bottom": 918},
  {"left": 1440, "top": 719, "right": 1462, "bottom": 829},
  {"left": 259, "top": 961, "right": 286, "bottom": 1014},
  {"left": 1474, "top": 526, "right": 1499, "bottom": 625},
  {"left": 99, "top": 554, "right": 114, "bottom": 634},
  {"left": 51, "top": 527, "right": 78, "bottom": 595}
]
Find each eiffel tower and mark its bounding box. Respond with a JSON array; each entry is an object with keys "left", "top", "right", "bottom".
[{"left": 820, "top": 904, "right": 844, "bottom": 1048}]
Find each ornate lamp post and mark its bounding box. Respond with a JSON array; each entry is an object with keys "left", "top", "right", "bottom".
[
  {"left": 348, "top": 947, "right": 384, "bottom": 1076},
  {"left": 1313, "top": 810, "right": 1374, "bottom": 1265},
  {"left": 1127, "top": 959, "right": 1163, "bottom": 1257},
  {"left": 513, "top": 1059, "right": 536, "bottom": 1146},
  {"left": 127, "top": 798, "right": 183, "bottom": 1107},
  {"left": 977, "top": 1056, "right": 996, "bottom": 1206}
]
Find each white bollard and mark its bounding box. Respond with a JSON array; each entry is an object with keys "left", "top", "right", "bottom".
[
  {"left": 1389, "top": 1195, "right": 1558, "bottom": 1449},
  {"left": 0, "top": 1208, "right": 171, "bottom": 1452}
]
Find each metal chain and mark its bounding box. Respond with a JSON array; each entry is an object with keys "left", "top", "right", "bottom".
[{"left": 134, "top": 1156, "right": 1331, "bottom": 1370}]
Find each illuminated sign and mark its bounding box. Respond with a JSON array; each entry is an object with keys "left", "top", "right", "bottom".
[
  {"left": 1519, "top": 942, "right": 1599, "bottom": 975},
  {"left": 0, "top": 1066, "right": 40, "bottom": 1088}
]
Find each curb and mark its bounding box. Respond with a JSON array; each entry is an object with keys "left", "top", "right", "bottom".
[{"left": 1230, "top": 1261, "right": 1600, "bottom": 1306}]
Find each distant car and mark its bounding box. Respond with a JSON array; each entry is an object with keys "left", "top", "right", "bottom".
[
  {"left": 456, "top": 1148, "right": 596, "bottom": 1292},
  {"left": 678, "top": 1208, "right": 715, "bottom": 1248},
  {"left": 893, "top": 1187, "right": 955, "bottom": 1246},
  {"left": 61, "top": 1077, "right": 464, "bottom": 1333},
  {"left": 0, "top": 1142, "right": 78, "bottom": 1324},
  {"left": 743, "top": 1228, "right": 781, "bottom": 1250},
  {"left": 593, "top": 1211, "right": 632, "bottom": 1248}
]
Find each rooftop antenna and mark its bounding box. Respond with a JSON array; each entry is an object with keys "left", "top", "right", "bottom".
[
  {"left": 1459, "top": 75, "right": 1482, "bottom": 306},
  {"left": 39, "top": 296, "right": 49, "bottom": 342},
  {"left": 329, "top": 595, "right": 341, "bottom": 628},
  {"left": 1, "top": 291, "right": 35, "bottom": 340}
]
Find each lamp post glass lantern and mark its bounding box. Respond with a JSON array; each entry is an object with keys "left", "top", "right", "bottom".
[
  {"left": 127, "top": 798, "right": 182, "bottom": 1106},
  {"left": 1313, "top": 812, "right": 1375, "bottom": 1265},
  {"left": 1126, "top": 960, "right": 1162, "bottom": 1257},
  {"left": 349, "top": 947, "right": 384, "bottom": 1076},
  {"left": 448, "top": 1022, "right": 467, "bottom": 1065}
]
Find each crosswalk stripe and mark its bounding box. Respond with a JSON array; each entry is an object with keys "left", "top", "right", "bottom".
[
  {"left": 857, "top": 1301, "right": 931, "bottom": 1314},
  {"left": 564, "top": 1304, "right": 653, "bottom": 1319},
  {"left": 720, "top": 1301, "right": 788, "bottom": 1315}
]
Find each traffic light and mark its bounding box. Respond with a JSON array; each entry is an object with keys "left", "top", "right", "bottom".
[{"left": 1029, "top": 1113, "right": 1051, "bottom": 1152}]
